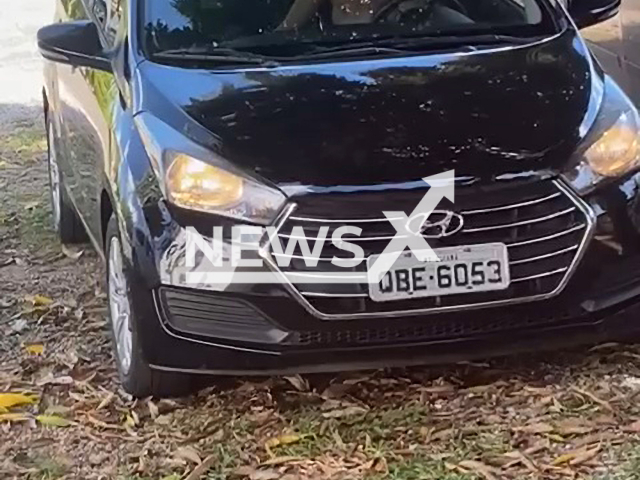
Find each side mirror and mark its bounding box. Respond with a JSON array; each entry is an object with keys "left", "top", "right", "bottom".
[
  {"left": 568, "top": 0, "right": 621, "bottom": 29},
  {"left": 37, "top": 21, "right": 111, "bottom": 72}
]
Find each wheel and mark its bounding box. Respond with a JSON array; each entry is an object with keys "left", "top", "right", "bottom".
[
  {"left": 105, "top": 215, "right": 193, "bottom": 398},
  {"left": 46, "top": 119, "right": 86, "bottom": 244}
]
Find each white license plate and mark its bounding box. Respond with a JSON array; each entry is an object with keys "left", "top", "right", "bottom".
[{"left": 367, "top": 243, "right": 510, "bottom": 302}]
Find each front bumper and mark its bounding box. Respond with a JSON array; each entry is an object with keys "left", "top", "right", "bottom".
[{"left": 129, "top": 174, "right": 640, "bottom": 374}]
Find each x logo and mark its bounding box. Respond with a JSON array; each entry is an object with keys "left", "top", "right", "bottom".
[{"left": 367, "top": 170, "right": 455, "bottom": 284}]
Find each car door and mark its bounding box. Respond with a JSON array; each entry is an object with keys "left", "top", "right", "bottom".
[{"left": 56, "top": 0, "right": 121, "bottom": 244}]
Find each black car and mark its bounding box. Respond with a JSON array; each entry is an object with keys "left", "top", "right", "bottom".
[{"left": 38, "top": 0, "right": 640, "bottom": 397}]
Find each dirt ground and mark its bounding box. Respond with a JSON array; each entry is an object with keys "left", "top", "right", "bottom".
[{"left": 4, "top": 3, "right": 640, "bottom": 480}]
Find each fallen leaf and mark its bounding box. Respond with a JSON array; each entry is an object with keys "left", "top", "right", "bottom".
[
  {"left": 332, "top": 429, "right": 346, "bottom": 449},
  {"left": 544, "top": 433, "right": 567, "bottom": 443},
  {"left": 155, "top": 414, "right": 172, "bottom": 425},
  {"left": 233, "top": 466, "right": 257, "bottom": 477},
  {"left": 45, "top": 405, "right": 72, "bottom": 416},
  {"left": 0, "top": 392, "right": 38, "bottom": 408},
  {"left": 61, "top": 245, "right": 84, "bottom": 260},
  {"left": 589, "top": 342, "right": 619, "bottom": 351},
  {"left": 552, "top": 451, "right": 578, "bottom": 465},
  {"left": 29, "top": 295, "right": 53, "bottom": 306},
  {"left": 148, "top": 400, "right": 159, "bottom": 419},
  {"left": 283, "top": 375, "right": 309, "bottom": 392},
  {"left": 571, "top": 387, "right": 614, "bottom": 412},
  {"left": 84, "top": 414, "right": 125, "bottom": 430},
  {"left": 24, "top": 343, "right": 44, "bottom": 355},
  {"left": 36, "top": 374, "right": 73, "bottom": 387},
  {"left": 184, "top": 455, "right": 217, "bottom": 480},
  {"left": 321, "top": 406, "right": 367, "bottom": 418},
  {"left": 320, "top": 382, "right": 352, "bottom": 399},
  {"left": 553, "top": 418, "right": 595, "bottom": 436},
  {"left": 24, "top": 200, "right": 40, "bottom": 210},
  {"left": 458, "top": 460, "right": 499, "bottom": 480},
  {"left": 233, "top": 467, "right": 280, "bottom": 480},
  {"left": 36, "top": 415, "right": 73, "bottom": 427},
  {"left": 96, "top": 392, "right": 114, "bottom": 411},
  {"left": 623, "top": 420, "right": 640, "bottom": 432},
  {"left": 175, "top": 446, "right": 202, "bottom": 465},
  {"left": 514, "top": 422, "right": 554, "bottom": 434},
  {"left": 419, "top": 384, "right": 456, "bottom": 394},
  {"left": 251, "top": 470, "right": 280, "bottom": 480},
  {"left": 503, "top": 450, "right": 540, "bottom": 472},
  {"left": 0, "top": 413, "right": 30, "bottom": 422},
  {"left": 570, "top": 444, "right": 601, "bottom": 466},
  {"left": 125, "top": 413, "right": 137, "bottom": 428},
  {"left": 10, "top": 319, "right": 27, "bottom": 334},
  {"left": 265, "top": 434, "right": 303, "bottom": 454},
  {"left": 260, "top": 456, "right": 304, "bottom": 466},
  {"left": 431, "top": 428, "right": 455, "bottom": 441}
]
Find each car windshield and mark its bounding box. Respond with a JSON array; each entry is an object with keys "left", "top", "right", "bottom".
[{"left": 143, "top": 0, "right": 556, "bottom": 56}]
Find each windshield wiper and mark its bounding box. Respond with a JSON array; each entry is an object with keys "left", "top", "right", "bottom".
[
  {"left": 290, "top": 46, "right": 411, "bottom": 61},
  {"left": 294, "top": 33, "right": 541, "bottom": 59},
  {"left": 152, "top": 46, "right": 281, "bottom": 67},
  {"left": 153, "top": 33, "right": 540, "bottom": 64}
]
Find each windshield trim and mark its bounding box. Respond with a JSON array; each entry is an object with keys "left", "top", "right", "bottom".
[
  {"left": 146, "top": 27, "right": 567, "bottom": 72},
  {"left": 140, "top": 0, "right": 565, "bottom": 66}
]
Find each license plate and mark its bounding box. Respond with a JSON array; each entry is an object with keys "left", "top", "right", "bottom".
[{"left": 367, "top": 243, "right": 510, "bottom": 302}]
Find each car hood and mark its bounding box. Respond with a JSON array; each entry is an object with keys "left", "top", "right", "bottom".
[{"left": 136, "top": 28, "right": 600, "bottom": 188}]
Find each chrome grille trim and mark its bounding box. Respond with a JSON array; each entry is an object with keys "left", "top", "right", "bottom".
[
  {"left": 288, "top": 191, "right": 563, "bottom": 223},
  {"left": 297, "top": 266, "right": 571, "bottom": 298},
  {"left": 284, "top": 272, "right": 368, "bottom": 280},
  {"left": 278, "top": 206, "right": 577, "bottom": 241},
  {"left": 259, "top": 179, "right": 596, "bottom": 320},
  {"left": 511, "top": 267, "right": 569, "bottom": 283},
  {"left": 462, "top": 207, "right": 576, "bottom": 233},
  {"left": 462, "top": 192, "right": 562, "bottom": 214},
  {"left": 509, "top": 245, "right": 579, "bottom": 266},
  {"left": 269, "top": 223, "right": 587, "bottom": 262},
  {"left": 506, "top": 224, "right": 585, "bottom": 248},
  {"left": 300, "top": 291, "right": 368, "bottom": 298}
]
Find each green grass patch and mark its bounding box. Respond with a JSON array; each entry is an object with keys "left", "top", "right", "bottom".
[
  {"left": 18, "top": 199, "right": 56, "bottom": 249},
  {"left": 594, "top": 442, "right": 640, "bottom": 480},
  {"left": 0, "top": 127, "right": 46, "bottom": 159},
  {"left": 375, "top": 455, "right": 473, "bottom": 480}
]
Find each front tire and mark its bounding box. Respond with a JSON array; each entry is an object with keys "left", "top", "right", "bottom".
[
  {"left": 105, "top": 215, "right": 193, "bottom": 398},
  {"left": 46, "top": 119, "right": 86, "bottom": 244}
]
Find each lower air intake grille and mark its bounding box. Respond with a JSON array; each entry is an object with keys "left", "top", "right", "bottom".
[{"left": 158, "top": 287, "right": 286, "bottom": 343}]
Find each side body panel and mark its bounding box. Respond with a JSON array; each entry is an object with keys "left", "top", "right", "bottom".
[{"left": 54, "top": 0, "right": 118, "bottom": 246}]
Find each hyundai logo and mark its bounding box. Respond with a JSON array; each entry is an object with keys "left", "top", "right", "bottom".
[{"left": 405, "top": 210, "right": 464, "bottom": 238}]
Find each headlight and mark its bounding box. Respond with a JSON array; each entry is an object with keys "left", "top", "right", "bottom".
[
  {"left": 134, "top": 113, "right": 286, "bottom": 225},
  {"left": 564, "top": 77, "right": 640, "bottom": 193}
]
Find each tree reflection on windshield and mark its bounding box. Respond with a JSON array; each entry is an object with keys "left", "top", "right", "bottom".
[{"left": 145, "top": 0, "right": 548, "bottom": 54}]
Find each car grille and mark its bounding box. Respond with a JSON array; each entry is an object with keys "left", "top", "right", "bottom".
[{"left": 266, "top": 179, "right": 594, "bottom": 318}]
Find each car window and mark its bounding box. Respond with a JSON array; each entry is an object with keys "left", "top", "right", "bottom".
[{"left": 143, "top": 0, "right": 555, "bottom": 54}]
